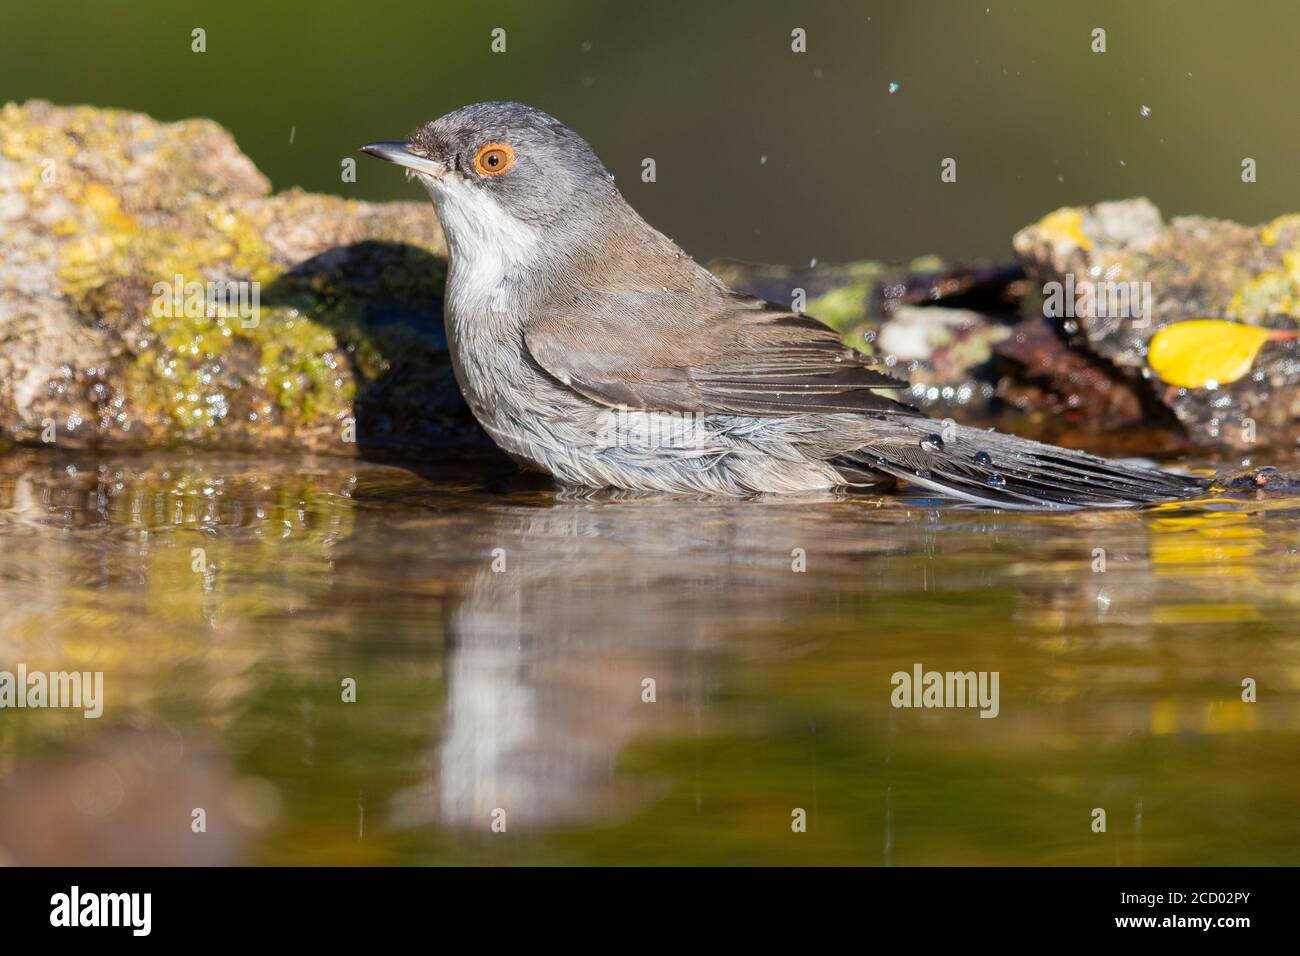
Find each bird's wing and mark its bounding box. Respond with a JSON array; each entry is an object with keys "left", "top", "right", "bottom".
[
  {"left": 523, "top": 290, "right": 911, "bottom": 415},
  {"left": 523, "top": 290, "right": 1206, "bottom": 510}
]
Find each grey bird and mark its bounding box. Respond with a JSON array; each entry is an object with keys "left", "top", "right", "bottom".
[{"left": 361, "top": 102, "right": 1205, "bottom": 509}]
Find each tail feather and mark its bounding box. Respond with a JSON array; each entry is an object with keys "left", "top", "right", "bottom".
[{"left": 837, "top": 417, "right": 1207, "bottom": 511}]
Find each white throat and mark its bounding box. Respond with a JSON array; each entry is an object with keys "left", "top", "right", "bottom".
[{"left": 421, "top": 173, "right": 543, "bottom": 323}]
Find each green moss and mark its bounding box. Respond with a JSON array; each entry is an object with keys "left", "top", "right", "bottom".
[
  {"left": 805, "top": 284, "right": 869, "bottom": 331},
  {"left": 1229, "top": 249, "right": 1300, "bottom": 322},
  {"left": 52, "top": 183, "right": 360, "bottom": 437},
  {"left": 804, "top": 256, "right": 945, "bottom": 339},
  {"left": 258, "top": 310, "right": 353, "bottom": 423}
]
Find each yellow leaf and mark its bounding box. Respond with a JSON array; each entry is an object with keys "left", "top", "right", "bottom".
[{"left": 1148, "top": 320, "right": 1280, "bottom": 388}]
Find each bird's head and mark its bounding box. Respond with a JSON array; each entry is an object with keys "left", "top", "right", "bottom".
[{"left": 362, "top": 102, "right": 616, "bottom": 237}]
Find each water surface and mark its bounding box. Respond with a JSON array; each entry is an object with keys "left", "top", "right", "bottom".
[{"left": 1, "top": 448, "right": 1298, "bottom": 865}]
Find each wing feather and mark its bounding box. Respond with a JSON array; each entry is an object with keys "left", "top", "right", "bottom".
[{"left": 524, "top": 291, "right": 910, "bottom": 415}]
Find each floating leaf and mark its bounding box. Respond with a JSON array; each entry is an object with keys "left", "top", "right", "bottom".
[{"left": 1148, "top": 320, "right": 1294, "bottom": 388}]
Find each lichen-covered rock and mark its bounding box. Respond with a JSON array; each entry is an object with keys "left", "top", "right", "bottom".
[
  {"left": 1014, "top": 199, "right": 1300, "bottom": 450},
  {"left": 1, "top": 100, "right": 479, "bottom": 456},
  {"left": 1211, "top": 463, "right": 1300, "bottom": 493}
]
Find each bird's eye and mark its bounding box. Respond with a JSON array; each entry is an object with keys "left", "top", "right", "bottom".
[{"left": 474, "top": 143, "right": 515, "bottom": 177}]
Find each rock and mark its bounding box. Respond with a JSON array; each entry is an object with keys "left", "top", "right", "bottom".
[
  {"left": 0, "top": 100, "right": 481, "bottom": 456},
  {"left": 1212, "top": 464, "right": 1300, "bottom": 492},
  {"left": 1014, "top": 199, "right": 1300, "bottom": 451}
]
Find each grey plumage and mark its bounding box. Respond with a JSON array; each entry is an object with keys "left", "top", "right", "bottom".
[{"left": 363, "top": 102, "right": 1206, "bottom": 509}]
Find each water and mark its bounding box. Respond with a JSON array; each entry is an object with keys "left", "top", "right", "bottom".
[{"left": 1, "top": 448, "right": 1298, "bottom": 865}]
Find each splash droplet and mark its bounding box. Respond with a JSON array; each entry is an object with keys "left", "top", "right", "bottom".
[
  {"left": 888, "top": 82, "right": 901, "bottom": 94},
  {"left": 1139, "top": 105, "right": 1151, "bottom": 118}
]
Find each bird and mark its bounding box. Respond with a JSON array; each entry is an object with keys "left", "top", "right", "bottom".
[{"left": 361, "top": 102, "right": 1205, "bottom": 509}]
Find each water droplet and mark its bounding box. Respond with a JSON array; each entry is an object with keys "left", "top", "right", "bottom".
[
  {"left": 973, "top": 451, "right": 992, "bottom": 466},
  {"left": 1139, "top": 105, "right": 1151, "bottom": 118},
  {"left": 920, "top": 433, "right": 944, "bottom": 453},
  {"left": 988, "top": 472, "right": 1006, "bottom": 488},
  {"left": 888, "top": 82, "right": 901, "bottom": 94}
]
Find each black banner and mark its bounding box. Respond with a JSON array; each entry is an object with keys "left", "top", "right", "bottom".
[{"left": 0, "top": 866, "right": 1280, "bottom": 942}]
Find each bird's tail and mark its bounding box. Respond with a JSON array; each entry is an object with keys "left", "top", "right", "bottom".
[{"left": 836, "top": 415, "right": 1208, "bottom": 510}]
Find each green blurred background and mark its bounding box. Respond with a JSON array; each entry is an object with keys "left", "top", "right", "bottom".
[{"left": 3, "top": 0, "right": 1299, "bottom": 264}]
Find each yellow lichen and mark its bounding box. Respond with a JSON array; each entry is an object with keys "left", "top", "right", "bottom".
[
  {"left": 1258, "top": 213, "right": 1300, "bottom": 247},
  {"left": 1035, "top": 207, "right": 1093, "bottom": 251},
  {"left": 1228, "top": 249, "right": 1300, "bottom": 321}
]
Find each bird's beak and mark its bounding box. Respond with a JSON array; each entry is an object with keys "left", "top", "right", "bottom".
[{"left": 360, "top": 141, "right": 447, "bottom": 177}]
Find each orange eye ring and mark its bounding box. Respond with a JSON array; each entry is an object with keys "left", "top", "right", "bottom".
[{"left": 474, "top": 143, "right": 515, "bottom": 177}]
